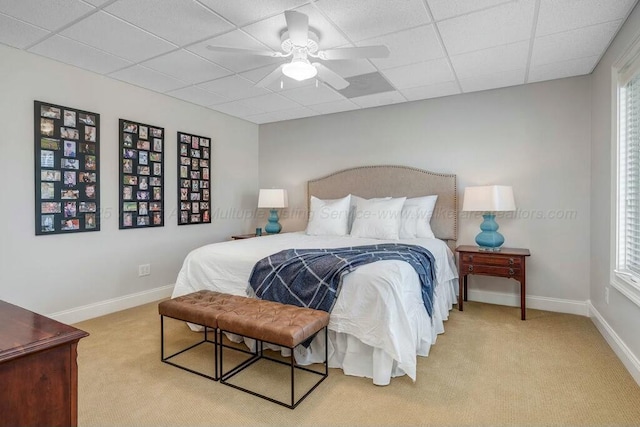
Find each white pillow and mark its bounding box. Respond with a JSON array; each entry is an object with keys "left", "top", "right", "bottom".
[
  {"left": 351, "top": 197, "right": 407, "bottom": 240},
  {"left": 349, "top": 195, "right": 391, "bottom": 232},
  {"left": 306, "top": 195, "right": 351, "bottom": 236},
  {"left": 399, "top": 195, "right": 438, "bottom": 239}
]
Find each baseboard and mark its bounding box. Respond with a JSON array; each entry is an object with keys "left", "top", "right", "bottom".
[
  {"left": 466, "top": 289, "right": 590, "bottom": 316},
  {"left": 48, "top": 284, "right": 174, "bottom": 325},
  {"left": 588, "top": 302, "right": 640, "bottom": 386}
]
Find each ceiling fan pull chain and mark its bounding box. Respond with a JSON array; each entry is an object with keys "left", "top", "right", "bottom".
[{"left": 281, "top": 79, "right": 284, "bottom": 89}]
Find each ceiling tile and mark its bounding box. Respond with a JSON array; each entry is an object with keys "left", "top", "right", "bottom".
[
  {"left": 142, "top": 50, "right": 231, "bottom": 84},
  {"left": 350, "top": 90, "right": 406, "bottom": 108},
  {"left": 212, "top": 101, "right": 266, "bottom": 117},
  {"left": 197, "top": 75, "right": 271, "bottom": 100},
  {"left": 0, "top": 0, "right": 94, "bottom": 31},
  {"left": 105, "top": 0, "right": 233, "bottom": 46},
  {"left": 198, "top": 0, "right": 308, "bottom": 27},
  {"left": 528, "top": 55, "right": 599, "bottom": 83},
  {"left": 243, "top": 4, "right": 349, "bottom": 51},
  {"left": 315, "top": 0, "right": 431, "bottom": 42},
  {"left": 437, "top": 0, "right": 535, "bottom": 55},
  {"left": 109, "top": 65, "right": 187, "bottom": 93},
  {"left": 28, "top": 35, "right": 132, "bottom": 74},
  {"left": 0, "top": 13, "right": 49, "bottom": 49},
  {"left": 309, "top": 99, "right": 360, "bottom": 114},
  {"left": 531, "top": 20, "right": 620, "bottom": 67},
  {"left": 459, "top": 68, "right": 525, "bottom": 93},
  {"left": 381, "top": 58, "right": 455, "bottom": 89},
  {"left": 450, "top": 40, "right": 529, "bottom": 80},
  {"left": 280, "top": 83, "right": 345, "bottom": 105},
  {"left": 267, "top": 106, "right": 318, "bottom": 121},
  {"left": 536, "top": 0, "right": 636, "bottom": 37},
  {"left": 244, "top": 112, "right": 279, "bottom": 124},
  {"left": 426, "top": 0, "right": 511, "bottom": 21},
  {"left": 61, "top": 11, "right": 176, "bottom": 62},
  {"left": 166, "top": 86, "right": 228, "bottom": 106},
  {"left": 187, "top": 30, "right": 282, "bottom": 72},
  {"left": 400, "top": 81, "right": 460, "bottom": 101},
  {"left": 360, "top": 24, "right": 444, "bottom": 70},
  {"left": 82, "top": 0, "right": 111, "bottom": 5},
  {"left": 238, "top": 93, "right": 301, "bottom": 112}
]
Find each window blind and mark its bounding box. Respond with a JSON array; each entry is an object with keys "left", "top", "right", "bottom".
[{"left": 620, "top": 72, "right": 640, "bottom": 276}]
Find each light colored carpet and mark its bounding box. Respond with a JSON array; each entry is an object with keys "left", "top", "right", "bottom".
[{"left": 74, "top": 301, "right": 640, "bottom": 426}]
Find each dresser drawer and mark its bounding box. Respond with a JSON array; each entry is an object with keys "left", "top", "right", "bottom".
[
  {"left": 461, "top": 253, "right": 522, "bottom": 267},
  {"left": 460, "top": 263, "right": 521, "bottom": 279}
]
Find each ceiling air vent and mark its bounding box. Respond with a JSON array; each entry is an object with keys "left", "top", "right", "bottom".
[{"left": 337, "top": 72, "right": 395, "bottom": 99}]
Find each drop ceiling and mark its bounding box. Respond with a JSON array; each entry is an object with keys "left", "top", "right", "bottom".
[{"left": 1, "top": 0, "right": 637, "bottom": 124}]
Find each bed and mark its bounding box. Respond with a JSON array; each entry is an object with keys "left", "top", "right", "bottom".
[{"left": 172, "top": 165, "right": 458, "bottom": 386}]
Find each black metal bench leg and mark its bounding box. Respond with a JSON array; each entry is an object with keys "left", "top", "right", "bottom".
[
  {"left": 291, "top": 347, "right": 295, "bottom": 408},
  {"left": 160, "top": 315, "right": 165, "bottom": 361}
]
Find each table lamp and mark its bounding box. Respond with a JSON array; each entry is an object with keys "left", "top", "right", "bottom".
[
  {"left": 462, "top": 185, "right": 516, "bottom": 251},
  {"left": 258, "top": 189, "right": 288, "bottom": 234}
]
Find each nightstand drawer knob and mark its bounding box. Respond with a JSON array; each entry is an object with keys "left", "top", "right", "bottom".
[
  {"left": 468, "top": 265, "right": 474, "bottom": 272},
  {"left": 509, "top": 258, "right": 514, "bottom": 266},
  {"left": 509, "top": 268, "right": 515, "bottom": 276}
]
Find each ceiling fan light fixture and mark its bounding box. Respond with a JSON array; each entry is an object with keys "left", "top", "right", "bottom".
[{"left": 282, "top": 58, "right": 317, "bottom": 81}]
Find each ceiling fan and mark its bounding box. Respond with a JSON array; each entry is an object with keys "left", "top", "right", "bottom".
[{"left": 206, "top": 10, "right": 390, "bottom": 90}]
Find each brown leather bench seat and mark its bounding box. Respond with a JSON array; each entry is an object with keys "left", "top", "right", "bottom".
[{"left": 158, "top": 290, "right": 330, "bottom": 409}]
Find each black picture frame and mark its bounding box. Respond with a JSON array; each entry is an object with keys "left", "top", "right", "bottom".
[
  {"left": 34, "top": 101, "right": 100, "bottom": 235},
  {"left": 119, "top": 119, "right": 164, "bottom": 229},
  {"left": 177, "top": 131, "right": 211, "bottom": 225}
]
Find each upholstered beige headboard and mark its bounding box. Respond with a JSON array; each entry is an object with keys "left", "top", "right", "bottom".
[{"left": 307, "top": 165, "right": 457, "bottom": 248}]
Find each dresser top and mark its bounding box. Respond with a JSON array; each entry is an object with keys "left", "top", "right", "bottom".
[
  {"left": 456, "top": 245, "right": 531, "bottom": 256},
  {"left": 0, "top": 300, "right": 88, "bottom": 363}
]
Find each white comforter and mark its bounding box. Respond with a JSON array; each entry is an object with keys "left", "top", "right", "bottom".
[{"left": 172, "top": 232, "right": 458, "bottom": 385}]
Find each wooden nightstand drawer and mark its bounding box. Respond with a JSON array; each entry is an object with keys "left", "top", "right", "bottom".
[
  {"left": 461, "top": 253, "right": 522, "bottom": 267},
  {"left": 461, "top": 263, "right": 521, "bottom": 279}
]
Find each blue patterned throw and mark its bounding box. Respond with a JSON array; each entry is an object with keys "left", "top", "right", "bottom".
[{"left": 248, "top": 244, "right": 436, "bottom": 318}]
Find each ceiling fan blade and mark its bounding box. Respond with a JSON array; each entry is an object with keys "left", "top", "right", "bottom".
[
  {"left": 206, "top": 45, "right": 283, "bottom": 57},
  {"left": 255, "top": 64, "right": 285, "bottom": 88},
  {"left": 285, "top": 10, "right": 309, "bottom": 47},
  {"left": 318, "top": 45, "right": 390, "bottom": 60},
  {"left": 313, "top": 63, "right": 349, "bottom": 90}
]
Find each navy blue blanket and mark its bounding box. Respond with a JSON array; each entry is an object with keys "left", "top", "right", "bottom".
[{"left": 248, "top": 244, "right": 436, "bottom": 318}]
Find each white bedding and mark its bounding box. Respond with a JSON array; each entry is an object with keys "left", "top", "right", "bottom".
[{"left": 172, "top": 232, "right": 458, "bottom": 385}]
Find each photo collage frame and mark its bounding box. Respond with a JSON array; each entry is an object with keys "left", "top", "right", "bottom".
[
  {"left": 119, "top": 119, "right": 164, "bottom": 229},
  {"left": 34, "top": 101, "right": 100, "bottom": 235},
  {"left": 177, "top": 132, "right": 211, "bottom": 225}
]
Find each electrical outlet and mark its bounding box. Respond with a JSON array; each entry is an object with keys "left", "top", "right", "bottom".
[
  {"left": 138, "top": 264, "right": 151, "bottom": 277},
  {"left": 605, "top": 287, "right": 609, "bottom": 304}
]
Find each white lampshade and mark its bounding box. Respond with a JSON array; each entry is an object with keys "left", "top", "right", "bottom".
[
  {"left": 282, "top": 58, "right": 317, "bottom": 81},
  {"left": 462, "top": 185, "right": 516, "bottom": 212},
  {"left": 258, "top": 189, "right": 288, "bottom": 208}
]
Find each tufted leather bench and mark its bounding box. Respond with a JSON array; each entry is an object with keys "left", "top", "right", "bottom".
[
  {"left": 158, "top": 290, "right": 245, "bottom": 380},
  {"left": 158, "top": 290, "right": 330, "bottom": 409}
]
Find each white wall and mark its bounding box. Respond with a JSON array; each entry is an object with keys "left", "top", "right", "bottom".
[
  {"left": 590, "top": 4, "right": 640, "bottom": 381},
  {"left": 259, "top": 77, "right": 592, "bottom": 310},
  {"left": 0, "top": 44, "right": 259, "bottom": 318}
]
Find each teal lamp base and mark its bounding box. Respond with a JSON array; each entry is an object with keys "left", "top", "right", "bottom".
[
  {"left": 264, "top": 209, "right": 282, "bottom": 234},
  {"left": 475, "top": 213, "right": 505, "bottom": 251}
]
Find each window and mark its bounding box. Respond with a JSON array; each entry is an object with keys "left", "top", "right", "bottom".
[{"left": 614, "top": 37, "right": 640, "bottom": 307}]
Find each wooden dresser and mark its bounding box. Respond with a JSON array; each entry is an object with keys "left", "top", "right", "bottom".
[{"left": 0, "top": 300, "right": 88, "bottom": 427}]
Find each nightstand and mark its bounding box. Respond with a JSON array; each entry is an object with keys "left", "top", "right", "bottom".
[
  {"left": 231, "top": 233, "right": 257, "bottom": 240},
  {"left": 456, "top": 245, "right": 531, "bottom": 320}
]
